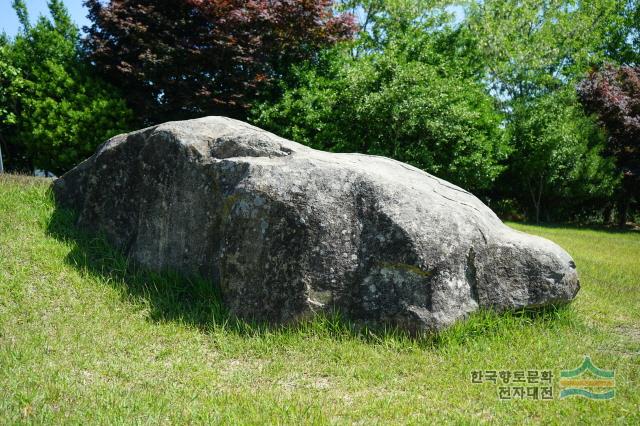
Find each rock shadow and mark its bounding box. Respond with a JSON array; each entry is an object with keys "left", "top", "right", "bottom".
[{"left": 46, "top": 203, "right": 230, "bottom": 331}]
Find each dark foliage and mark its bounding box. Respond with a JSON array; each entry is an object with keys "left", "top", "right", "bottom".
[
  {"left": 84, "top": 0, "right": 356, "bottom": 124},
  {"left": 578, "top": 64, "right": 640, "bottom": 225}
]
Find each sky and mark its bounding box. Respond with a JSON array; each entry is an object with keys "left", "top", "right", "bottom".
[
  {"left": 1, "top": 1, "right": 466, "bottom": 38},
  {"left": 0, "top": 0, "right": 89, "bottom": 37}
]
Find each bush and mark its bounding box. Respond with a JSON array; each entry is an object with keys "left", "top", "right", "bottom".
[
  {"left": 0, "top": 0, "right": 132, "bottom": 175},
  {"left": 253, "top": 40, "right": 509, "bottom": 193}
]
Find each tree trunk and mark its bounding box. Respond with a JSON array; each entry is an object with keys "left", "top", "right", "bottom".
[
  {"left": 528, "top": 183, "right": 538, "bottom": 224},
  {"left": 0, "top": 133, "right": 6, "bottom": 174},
  {"left": 617, "top": 190, "right": 629, "bottom": 228},
  {"left": 528, "top": 176, "right": 544, "bottom": 225},
  {"left": 617, "top": 198, "right": 628, "bottom": 228},
  {"left": 602, "top": 203, "right": 613, "bottom": 225},
  {"left": 617, "top": 174, "right": 635, "bottom": 228}
]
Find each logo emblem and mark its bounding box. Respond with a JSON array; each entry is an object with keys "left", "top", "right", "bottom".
[{"left": 559, "top": 356, "right": 615, "bottom": 400}]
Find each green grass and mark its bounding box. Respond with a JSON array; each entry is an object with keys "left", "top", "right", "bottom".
[{"left": 1, "top": 174, "right": 638, "bottom": 424}]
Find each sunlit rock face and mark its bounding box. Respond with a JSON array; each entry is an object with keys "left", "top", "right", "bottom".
[{"left": 53, "top": 116, "right": 579, "bottom": 333}]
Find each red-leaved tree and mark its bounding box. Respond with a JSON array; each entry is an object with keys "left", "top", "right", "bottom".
[
  {"left": 578, "top": 64, "right": 640, "bottom": 225},
  {"left": 84, "top": 0, "right": 355, "bottom": 124}
]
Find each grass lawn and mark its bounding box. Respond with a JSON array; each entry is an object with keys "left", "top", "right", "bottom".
[{"left": 1, "top": 174, "right": 638, "bottom": 424}]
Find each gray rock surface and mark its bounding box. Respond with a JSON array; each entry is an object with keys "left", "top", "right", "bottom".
[{"left": 53, "top": 116, "right": 579, "bottom": 333}]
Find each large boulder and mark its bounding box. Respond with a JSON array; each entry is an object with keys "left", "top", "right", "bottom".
[{"left": 53, "top": 117, "right": 579, "bottom": 333}]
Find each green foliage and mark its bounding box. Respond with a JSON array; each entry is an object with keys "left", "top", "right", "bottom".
[
  {"left": 1, "top": 0, "right": 132, "bottom": 174},
  {"left": 466, "top": 0, "right": 623, "bottom": 100},
  {"left": 464, "top": 0, "right": 626, "bottom": 221},
  {"left": 604, "top": 0, "right": 640, "bottom": 64},
  {"left": 502, "top": 89, "right": 618, "bottom": 222},
  {"left": 253, "top": 7, "right": 509, "bottom": 193},
  {"left": 0, "top": 45, "right": 23, "bottom": 127},
  {"left": 0, "top": 42, "right": 26, "bottom": 170},
  {"left": 11, "top": 0, "right": 30, "bottom": 30}
]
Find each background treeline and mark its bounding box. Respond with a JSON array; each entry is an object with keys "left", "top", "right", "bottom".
[{"left": 0, "top": 0, "right": 638, "bottom": 225}]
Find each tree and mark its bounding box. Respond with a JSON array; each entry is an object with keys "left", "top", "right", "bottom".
[
  {"left": 465, "top": 0, "right": 623, "bottom": 102},
  {"left": 464, "top": 0, "right": 626, "bottom": 222},
  {"left": 603, "top": 0, "right": 640, "bottom": 65},
  {"left": 84, "top": 0, "right": 356, "bottom": 124},
  {"left": 502, "top": 88, "right": 617, "bottom": 223},
  {"left": 578, "top": 64, "right": 640, "bottom": 225},
  {"left": 0, "top": 41, "right": 25, "bottom": 172},
  {"left": 253, "top": 3, "right": 509, "bottom": 193},
  {"left": 2, "top": 0, "right": 132, "bottom": 175}
]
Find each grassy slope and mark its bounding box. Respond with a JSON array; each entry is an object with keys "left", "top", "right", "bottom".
[{"left": 1, "top": 175, "right": 638, "bottom": 424}]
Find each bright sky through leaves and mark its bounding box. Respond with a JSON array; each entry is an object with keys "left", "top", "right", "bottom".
[{"left": 0, "top": 0, "right": 89, "bottom": 36}]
